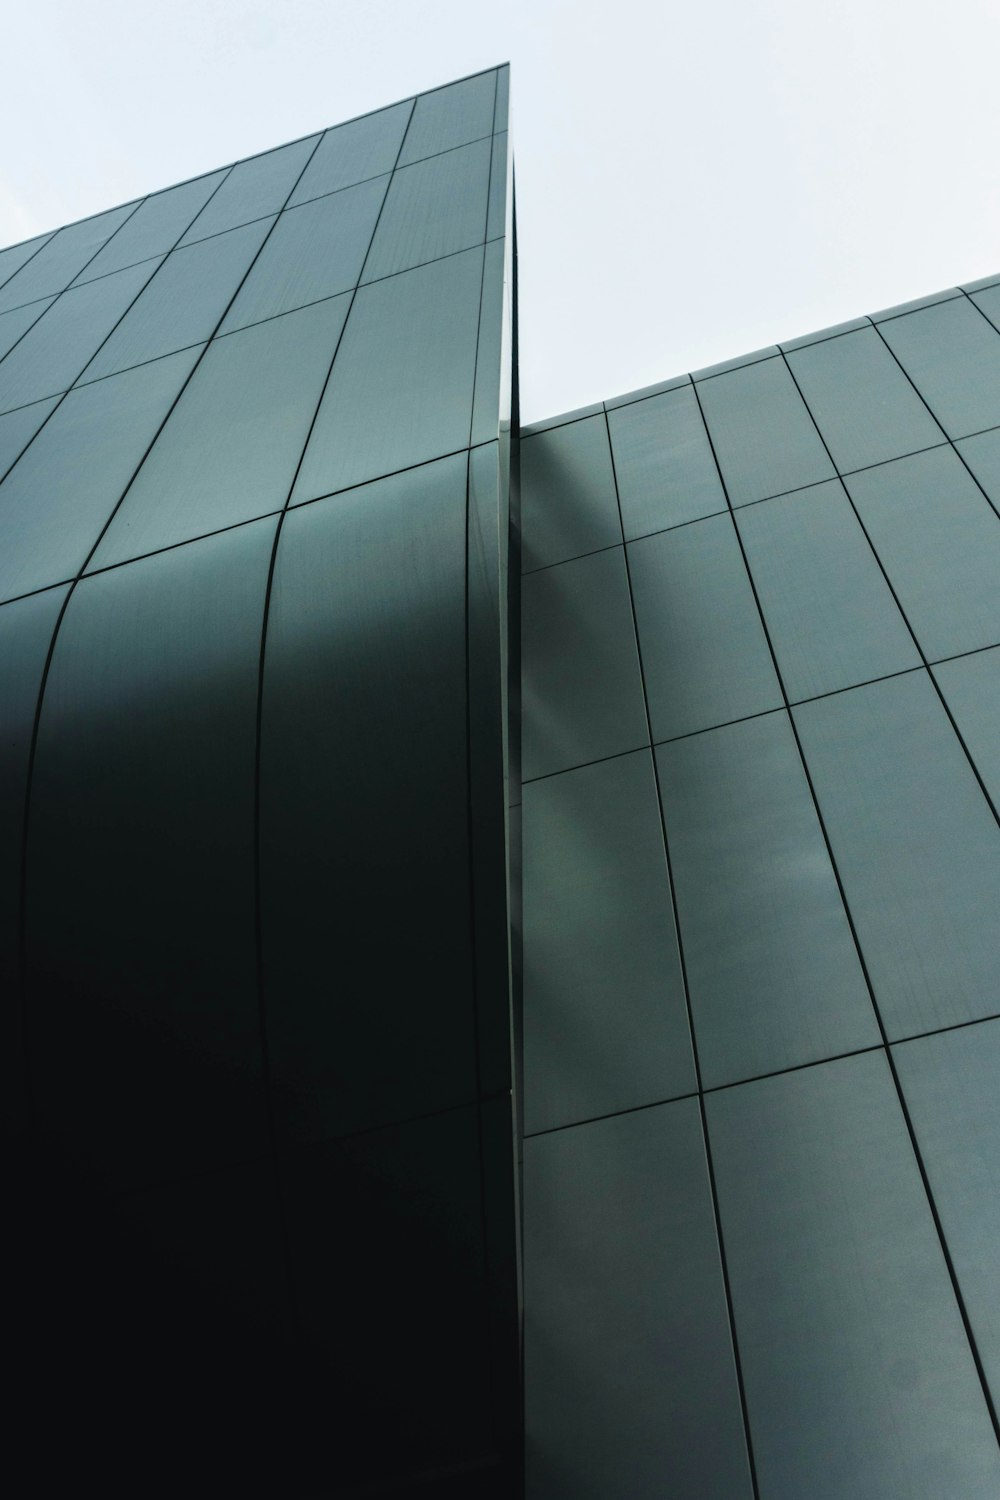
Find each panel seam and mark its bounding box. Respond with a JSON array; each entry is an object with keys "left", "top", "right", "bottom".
[{"left": 603, "top": 403, "right": 762, "bottom": 1500}]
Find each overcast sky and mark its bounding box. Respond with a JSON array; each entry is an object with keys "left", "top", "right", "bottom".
[{"left": 4, "top": 0, "right": 1000, "bottom": 421}]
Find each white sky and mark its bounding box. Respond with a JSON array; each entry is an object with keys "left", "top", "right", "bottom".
[{"left": 3, "top": 0, "right": 1000, "bottom": 422}]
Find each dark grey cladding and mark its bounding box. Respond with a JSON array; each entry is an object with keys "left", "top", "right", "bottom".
[
  {"left": 521, "top": 284, "right": 1000, "bottom": 1497},
  {"left": 7, "top": 54, "right": 1000, "bottom": 1500},
  {"left": 3, "top": 66, "right": 517, "bottom": 1500}
]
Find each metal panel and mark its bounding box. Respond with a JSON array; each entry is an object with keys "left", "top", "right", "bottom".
[
  {"left": 955, "top": 425, "right": 1000, "bottom": 511},
  {"left": 932, "top": 646, "right": 1000, "bottom": 809},
  {"left": 521, "top": 414, "right": 621, "bottom": 571},
  {"left": 0, "top": 296, "right": 56, "bottom": 362},
  {"left": 608, "top": 383, "right": 727, "bottom": 538},
  {"left": 398, "top": 70, "right": 496, "bottom": 165},
  {"left": 847, "top": 446, "right": 1000, "bottom": 661},
  {"left": 0, "top": 231, "right": 55, "bottom": 293},
  {"left": 786, "top": 326, "right": 942, "bottom": 470},
  {"left": 283, "top": 1106, "right": 494, "bottom": 1491},
  {"left": 0, "top": 586, "right": 68, "bottom": 1084},
  {"left": 362, "top": 137, "right": 491, "bottom": 281},
  {"left": 657, "top": 712, "right": 877, "bottom": 1088},
  {"left": 524, "top": 1099, "right": 753, "bottom": 1500},
  {"left": 90, "top": 297, "right": 348, "bottom": 567},
  {"left": 291, "top": 246, "right": 483, "bottom": 501},
  {"left": 80, "top": 217, "right": 273, "bottom": 380},
  {"left": 76, "top": 172, "right": 229, "bottom": 281},
  {"left": 629, "top": 512, "right": 783, "bottom": 741},
  {"left": 894, "top": 1019, "right": 1000, "bottom": 1406},
  {"left": 0, "top": 202, "right": 139, "bottom": 313},
  {"left": 523, "top": 749, "right": 693, "bottom": 1133},
  {"left": 794, "top": 671, "right": 1000, "bottom": 1038},
  {"left": 0, "top": 346, "right": 202, "bottom": 600},
  {"left": 287, "top": 102, "right": 412, "bottom": 205},
  {"left": 0, "top": 397, "right": 59, "bottom": 479},
  {"left": 522, "top": 546, "right": 647, "bottom": 781},
  {"left": 708, "top": 1052, "right": 1000, "bottom": 1500},
  {"left": 0, "top": 259, "right": 161, "bottom": 413},
  {"left": 219, "top": 175, "right": 387, "bottom": 332},
  {"left": 260, "top": 456, "right": 477, "bottom": 1143},
  {"left": 736, "top": 479, "right": 920, "bottom": 701},
  {"left": 178, "top": 136, "right": 320, "bottom": 244},
  {"left": 696, "top": 355, "right": 835, "bottom": 505},
  {"left": 879, "top": 296, "right": 1000, "bottom": 439},
  {"left": 26, "top": 519, "right": 275, "bottom": 1196}
]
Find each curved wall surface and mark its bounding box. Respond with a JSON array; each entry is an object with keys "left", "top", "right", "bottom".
[{"left": 4, "top": 67, "right": 518, "bottom": 1499}]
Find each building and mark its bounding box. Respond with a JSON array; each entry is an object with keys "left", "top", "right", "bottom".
[{"left": 3, "top": 62, "right": 1000, "bottom": 1499}]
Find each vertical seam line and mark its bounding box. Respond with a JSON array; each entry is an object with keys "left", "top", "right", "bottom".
[
  {"left": 603, "top": 401, "right": 763, "bottom": 1500},
  {"left": 250, "top": 97, "right": 416, "bottom": 1334}
]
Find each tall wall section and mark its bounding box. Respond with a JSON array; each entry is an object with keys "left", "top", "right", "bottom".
[
  {"left": 520, "top": 277, "right": 1000, "bottom": 1499},
  {"left": 1, "top": 67, "right": 518, "bottom": 1499}
]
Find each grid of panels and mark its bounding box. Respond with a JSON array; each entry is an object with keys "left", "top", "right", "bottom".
[
  {"left": 2, "top": 67, "right": 517, "bottom": 1498},
  {"left": 520, "top": 282, "right": 1000, "bottom": 1498}
]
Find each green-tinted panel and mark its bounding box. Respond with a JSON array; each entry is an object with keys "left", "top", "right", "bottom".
[
  {"left": 955, "top": 425, "right": 1000, "bottom": 512},
  {"left": 0, "top": 260, "right": 160, "bottom": 414},
  {"left": 696, "top": 355, "right": 835, "bottom": 504},
  {"left": 363, "top": 138, "right": 491, "bottom": 282},
  {"left": 879, "top": 297, "right": 1000, "bottom": 439},
  {"left": 0, "top": 232, "right": 54, "bottom": 292},
  {"left": 521, "top": 414, "right": 620, "bottom": 571},
  {"left": 75, "top": 172, "right": 229, "bottom": 281},
  {"left": 608, "top": 384, "right": 726, "bottom": 538},
  {"left": 0, "top": 347, "right": 201, "bottom": 601},
  {"left": 0, "top": 202, "right": 139, "bottom": 312},
  {"left": 736, "top": 480, "right": 920, "bottom": 700},
  {"left": 0, "top": 397, "right": 59, "bottom": 480},
  {"left": 525, "top": 1101, "right": 753, "bottom": 1500},
  {"left": 786, "top": 326, "right": 943, "bottom": 471},
  {"left": 894, "top": 1020, "right": 1000, "bottom": 1405},
  {"left": 522, "top": 547, "right": 648, "bottom": 781},
  {"left": 398, "top": 71, "right": 496, "bottom": 165},
  {"left": 487, "top": 132, "right": 507, "bottom": 241},
  {"left": 657, "top": 712, "right": 877, "bottom": 1088},
  {"left": 523, "top": 750, "right": 693, "bottom": 1134},
  {"left": 91, "top": 297, "right": 348, "bottom": 568},
  {"left": 81, "top": 218, "right": 273, "bottom": 381},
  {"left": 291, "top": 247, "right": 482, "bottom": 501},
  {"left": 287, "top": 102, "right": 411, "bottom": 205},
  {"left": 470, "top": 239, "right": 506, "bottom": 447},
  {"left": 794, "top": 672, "right": 1000, "bottom": 1037},
  {"left": 932, "top": 646, "right": 1000, "bottom": 809},
  {"left": 220, "top": 176, "right": 387, "bottom": 332},
  {"left": 629, "top": 513, "right": 782, "bottom": 741},
  {"left": 847, "top": 447, "right": 1000, "bottom": 660},
  {"left": 179, "top": 136, "right": 320, "bottom": 243},
  {"left": 0, "top": 296, "right": 56, "bottom": 362},
  {"left": 708, "top": 1054, "right": 1000, "bottom": 1500}
]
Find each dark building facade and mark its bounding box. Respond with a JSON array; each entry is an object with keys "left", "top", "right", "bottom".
[
  {"left": 3, "top": 69, "right": 518, "bottom": 1498},
  {"left": 519, "top": 284, "right": 1000, "bottom": 1499},
  {"left": 4, "top": 62, "right": 1000, "bottom": 1500}
]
